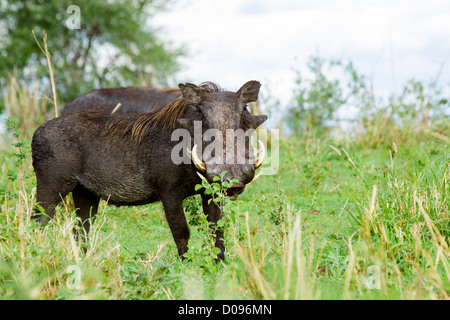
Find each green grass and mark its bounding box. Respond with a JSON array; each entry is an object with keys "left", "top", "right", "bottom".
[{"left": 1, "top": 120, "right": 449, "bottom": 300}]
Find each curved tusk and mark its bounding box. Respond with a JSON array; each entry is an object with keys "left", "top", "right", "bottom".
[
  {"left": 196, "top": 171, "right": 208, "bottom": 181},
  {"left": 192, "top": 144, "right": 206, "bottom": 172},
  {"left": 250, "top": 171, "right": 262, "bottom": 183},
  {"left": 254, "top": 140, "right": 265, "bottom": 169}
]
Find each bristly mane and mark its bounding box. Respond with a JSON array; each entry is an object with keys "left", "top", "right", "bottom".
[{"left": 106, "top": 82, "right": 223, "bottom": 145}]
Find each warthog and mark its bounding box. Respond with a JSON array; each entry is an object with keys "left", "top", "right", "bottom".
[
  {"left": 32, "top": 81, "right": 267, "bottom": 259},
  {"left": 61, "top": 86, "right": 181, "bottom": 115}
]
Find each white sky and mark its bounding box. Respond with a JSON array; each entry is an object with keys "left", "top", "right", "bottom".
[{"left": 153, "top": 0, "right": 450, "bottom": 117}]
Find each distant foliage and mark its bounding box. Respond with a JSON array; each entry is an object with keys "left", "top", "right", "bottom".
[
  {"left": 287, "top": 55, "right": 450, "bottom": 146},
  {"left": 287, "top": 56, "right": 370, "bottom": 133},
  {"left": 355, "top": 78, "right": 450, "bottom": 148}
]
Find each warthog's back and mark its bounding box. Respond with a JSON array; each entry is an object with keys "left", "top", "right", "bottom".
[{"left": 61, "top": 86, "right": 181, "bottom": 115}]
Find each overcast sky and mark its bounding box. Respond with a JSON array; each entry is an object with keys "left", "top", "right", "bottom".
[{"left": 153, "top": 0, "right": 450, "bottom": 116}]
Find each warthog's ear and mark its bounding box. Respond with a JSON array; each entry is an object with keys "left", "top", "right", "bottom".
[
  {"left": 244, "top": 114, "right": 268, "bottom": 129},
  {"left": 179, "top": 83, "right": 202, "bottom": 106},
  {"left": 237, "top": 80, "right": 261, "bottom": 103}
]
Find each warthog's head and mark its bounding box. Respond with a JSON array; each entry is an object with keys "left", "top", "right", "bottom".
[{"left": 176, "top": 81, "right": 268, "bottom": 197}]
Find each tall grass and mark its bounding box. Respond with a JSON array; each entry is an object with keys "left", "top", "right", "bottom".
[
  {"left": 2, "top": 73, "right": 51, "bottom": 139},
  {"left": 225, "top": 134, "right": 449, "bottom": 299},
  {"left": 1, "top": 51, "right": 449, "bottom": 299},
  {"left": 32, "top": 30, "right": 59, "bottom": 118},
  {"left": 340, "top": 141, "right": 450, "bottom": 299},
  {"left": 230, "top": 208, "right": 321, "bottom": 299}
]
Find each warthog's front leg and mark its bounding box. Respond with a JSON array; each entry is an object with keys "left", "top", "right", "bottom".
[{"left": 161, "top": 196, "right": 190, "bottom": 258}]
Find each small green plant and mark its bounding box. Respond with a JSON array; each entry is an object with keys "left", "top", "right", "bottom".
[
  {"left": 195, "top": 171, "right": 239, "bottom": 206},
  {"left": 182, "top": 171, "right": 239, "bottom": 270},
  {"left": 5, "top": 117, "right": 29, "bottom": 167}
]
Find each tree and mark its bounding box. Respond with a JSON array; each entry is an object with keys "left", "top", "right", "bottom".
[
  {"left": 0, "top": 0, "right": 184, "bottom": 110},
  {"left": 287, "top": 56, "right": 344, "bottom": 133},
  {"left": 287, "top": 55, "right": 371, "bottom": 134}
]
